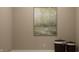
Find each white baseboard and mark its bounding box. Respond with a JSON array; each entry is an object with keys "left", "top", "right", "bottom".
[{"left": 11, "top": 50, "right": 54, "bottom": 52}]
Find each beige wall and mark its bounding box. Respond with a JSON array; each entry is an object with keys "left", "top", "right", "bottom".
[
  {"left": 13, "top": 7, "right": 75, "bottom": 50},
  {"left": 58, "top": 7, "right": 76, "bottom": 42},
  {"left": 0, "top": 7, "right": 76, "bottom": 50},
  {"left": 76, "top": 8, "right": 79, "bottom": 51},
  {"left": 0, "top": 8, "right": 13, "bottom": 51}
]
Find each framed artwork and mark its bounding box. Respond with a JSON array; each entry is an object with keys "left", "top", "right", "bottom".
[{"left": 33, "top": 7, "right": 57, "bottom": 36}]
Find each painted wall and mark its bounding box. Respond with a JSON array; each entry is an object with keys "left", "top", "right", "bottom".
[
  {"left": 13, "top": 7, "right": 75, "bottom": 50},
  {"left": 76, "top": 8, "right": 79, "bottom": 51},
  {"left": 0, "top": 8, "right": 13, "bottom": 51},
  {"left": 57, "top": 7, "right": 75, "bottom": 42}
]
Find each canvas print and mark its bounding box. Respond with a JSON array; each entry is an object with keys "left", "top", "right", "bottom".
[{"left": 33, "top": 7, "right": 57, "bottom": 36}]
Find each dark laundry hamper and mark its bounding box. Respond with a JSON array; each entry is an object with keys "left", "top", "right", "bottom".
[
  {"left": 66, "top": 42, "right": 76, "bottom": 52},
  {"left": 54, "top": 40, "right": 66, "bottom": 52}
]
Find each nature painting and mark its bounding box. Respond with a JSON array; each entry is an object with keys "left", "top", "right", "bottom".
[{"left": 33, "top": 7, "right": 57, "bottom": 36}]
